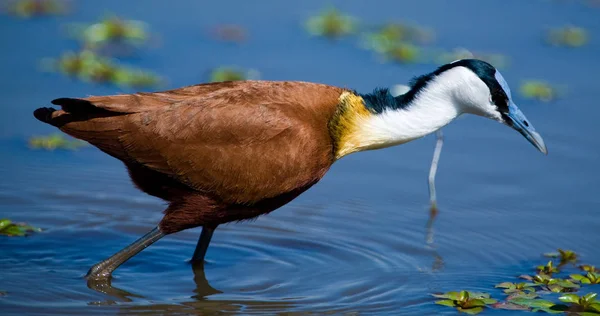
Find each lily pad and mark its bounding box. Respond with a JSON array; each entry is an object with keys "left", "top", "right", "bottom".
[
  {"left": 41, "top": 50, "right": 163, "bottom": 88},
  {"left": 432, "top": 290, "right": 496, "bottom": 314},
  {"left": 305, "top": 6, "right": 358, "bottom": 39},
  {"left": 571, "top": 273, "right": 600, "bottom": 284},
  {"left": 520, "top": 80, "right": 565, "bottom": 102},
  {"left": 547, "top": 25, "right": 588, "bottom": 47},
  {"left": 0, "top": 219, "right": 42, "bottom": 237},
  {"left": 537, "top": 260, "right": 560, "bottom": 275},
  {"left": 66, "top": 15, "right": 150, "bottom": 54},
  {"left": 580, "top": 265, "right": 599, "bottom": 273}
]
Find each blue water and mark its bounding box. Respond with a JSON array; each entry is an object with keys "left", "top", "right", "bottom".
[{"left": 1, "top": 0, "right": 599, "bottom": 314}]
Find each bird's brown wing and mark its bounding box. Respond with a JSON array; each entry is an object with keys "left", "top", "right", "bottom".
[{"left": 48, "top": 80, "right": 344, "bottom": 204}]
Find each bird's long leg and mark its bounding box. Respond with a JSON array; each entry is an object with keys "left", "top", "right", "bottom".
[
  {"left": 426, "top": 130, "right": 443, "bottom": 245},
  {"left": 86, "top": 226, "right": 165, "bottom": 280},
  {"left": 191, "top": 225, "right": 217, "bottom": 267}
]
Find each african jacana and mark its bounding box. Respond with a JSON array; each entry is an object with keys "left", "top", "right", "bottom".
[{"left": 33, "top": 59, "right": 547, "bottom": 280}]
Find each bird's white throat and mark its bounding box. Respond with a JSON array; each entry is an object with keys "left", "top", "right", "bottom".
[{"left": 332, "top": 66, "right": 497, "bottom": 159}]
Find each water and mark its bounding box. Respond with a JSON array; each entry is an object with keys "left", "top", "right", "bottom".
[{"left": 1, "top": 0, "right": 599, "bottom": 314}]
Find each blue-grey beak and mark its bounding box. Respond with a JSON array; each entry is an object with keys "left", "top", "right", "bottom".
[{"left": 505, "top": 102, "right": 548, "bottom": 155}]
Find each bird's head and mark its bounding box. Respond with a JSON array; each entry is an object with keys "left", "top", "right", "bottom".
[{"left": 440, "top": 59, "right": 548, "bottom": 155}]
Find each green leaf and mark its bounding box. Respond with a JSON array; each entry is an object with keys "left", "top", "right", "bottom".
[
  {"left": 533, "top": 306, "right": 568, "bottom": 314},
  {"left": 432, "top": 291, "right": 461, "bottom": 300},
  {"left": 572, "top": 274, "right": 587, "bottom": 281},
  {"left": 507, "top": 292, "right": 539, "bottom": 300},
  {"left": 495, "top": 282, "right": 514, "bottom": 289},
  {"left": 584, "top": 293, "right": 598, "bottom": 302},
  {"left": 559, "top": 294, "right": 580, "bottom": 304},
  {"left": 462, "top": 299, "right": 487, "bottom": 308},
  {"left": 588, "top": 303, "right": 600, "bottom": 312},
  {"left": 480, "top": 298, "right": 497, "bottom": 305},
  {"left": 0, "top": 219, "right": 11, "bottom": 231},
  {"left": 434, "top": 299, "right": 456, "bottom": 307},
  {"left": 459, "top": 290, "right": 469, "bottom": 302},
  {"left": 544, "top": 252, "right": 560, "bottom": 258},
  {"left": 557, "top": 280, "right": 580, "bottom": 288},
  {"left": 509, "top": 298, "right": 556, "bottom": 309},
  {"left": 457, "top": 306, "right": 484, "bottom": 315},
  {"left": 2, "top": 226, "right": 25, "bottom": 236},
  {"left": 468, "top": 292, "right": 491, "bottom": 299}
]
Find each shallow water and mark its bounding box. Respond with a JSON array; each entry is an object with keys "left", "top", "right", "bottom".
[{"left": 1, "top": 0, "right": 600, "bottom": 315}]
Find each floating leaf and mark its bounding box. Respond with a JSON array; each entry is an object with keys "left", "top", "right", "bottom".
[
  {"left": 559, "top": 293, "right": 581, "bottom": 304},
  {"left": 547, "top": 25, "right": 588, "bottom": 47},
  {"left": 434, "top": 299, "right": 455, "bottom": 307},
  {"left": 305, "top": 6, "right": 358, "bottom": 39},
  {"left": 42, "top": 50, "right": 163, "bottom": 88},
  {"left": 0, "top": 219, "right": 11, "bottom": 230},
  {"left": 457, "top": 306, "right": 484, "bottom": 314},
  {"left": 580, "top": 265, "right": 599, "bottom": 273},
  {"left": 537, "top": 260, "right": 560, "bottom": 275},
  {"left": 66, "top": 15, "right": 150, "bottom": 54},
  {"left": 0, "top": 219, "right": 42, "bottom": 237},
  {"left": 520, "top": 80, "right": 565, "bottom": 102}
]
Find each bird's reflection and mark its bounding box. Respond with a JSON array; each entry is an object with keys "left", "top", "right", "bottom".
[
  {"left": 86, "top": 261, "right": 220, "bottom": 305},
  {"left": 86, "top": 261, "right": 297, "bottom": 314}
]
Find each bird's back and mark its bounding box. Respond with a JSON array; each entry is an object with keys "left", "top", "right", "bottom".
[{"left": 34, "top": 80, "right": 346, "bottom": 208}]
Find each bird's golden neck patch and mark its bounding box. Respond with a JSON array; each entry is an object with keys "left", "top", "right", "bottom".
[{"left": 329, "top": 91, "right": 374, "bottom": 159}]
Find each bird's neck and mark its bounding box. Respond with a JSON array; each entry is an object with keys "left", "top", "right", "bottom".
[{"left": 329, "top": 88, "right": 461, "bottom": 159}]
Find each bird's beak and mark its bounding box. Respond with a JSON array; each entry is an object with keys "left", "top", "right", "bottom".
[{"left": 505, "top": 101, "right": 548, "bottom": 155}]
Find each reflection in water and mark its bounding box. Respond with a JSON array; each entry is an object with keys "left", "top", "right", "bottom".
[{"left": 87, "top": 262, "right": 221, "bottom": 305}]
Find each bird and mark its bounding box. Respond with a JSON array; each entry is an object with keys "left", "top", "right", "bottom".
[{"left": 33, "top": 59, "right": 547, "bottom": 280}]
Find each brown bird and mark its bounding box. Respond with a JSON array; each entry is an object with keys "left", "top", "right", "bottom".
[{"left": 33, "top": 59, "right": 547, "bottom": 280}]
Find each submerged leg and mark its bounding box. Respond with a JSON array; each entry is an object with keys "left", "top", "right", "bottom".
[
  {"left": 86, "top": 226, "right": 165, "bottom": 280},
  {"left": 426, "top": 130, "right": 443, "bottom": 245},
  {"left": 191, "top": 225, "right": 216, "bottom": 266}
]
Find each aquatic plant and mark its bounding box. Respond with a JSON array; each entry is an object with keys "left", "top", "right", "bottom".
[
  {"left": 42, "top": 50, "right": 162, "bottom": 88},
  {"left": 305, "top": 6, "right": 358, "bottom": 39},
  {"left": 570, "top": 272, "right": 600, "bottom": 285},
  {"left": 557, "top": 293, "right": 600, "bottom": 313},
  {"left": 67, "top": 15, "right": 149, "bottom": 53},
  {"left": 432, "top": 290, "right": 497, "bottom": 314},
  {"left": 545, "top": 249, "right": 579, "bottom": 265},
  {"left": 362, "top": 22, "right": 434, "bottom": 53},
  {"left": 520, "top": 80, "right": 564, "bottom": 102},
  {"left": 29, "top": 133, "right": 88, "bottom": 150},
  {"left": 580, "top": 265, "right": 599, "bottom": 273},
  {"left": 546, "top": 26, "right": 588, "bottom": 47},
  {"left": 519, "top": 274, "right": 580, "bottom": 293},
  {"left": 4, "top": 0, "right": 67, "bottom": 18},
  {"left": 0, "top": 219, "right": 42, "bottom": 237},
  {"left": 209, "top": 67, "right": 260, "bottom": 83},
  {"left": 537, "top": 260, "right": 560, "bottom": 275},
  {"left": 503, "top": 297, "right": 563, "bottom": 313},
  {"left": 383, "top": 42, "right": 422, "bottom": 64},
  {"left": 495, "top": 282, "right": 538, "bottom": 294}
]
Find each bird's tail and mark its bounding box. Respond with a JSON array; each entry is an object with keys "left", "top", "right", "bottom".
[{"left": 33, "top": 98, "right": 119, "bottom": 128}]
